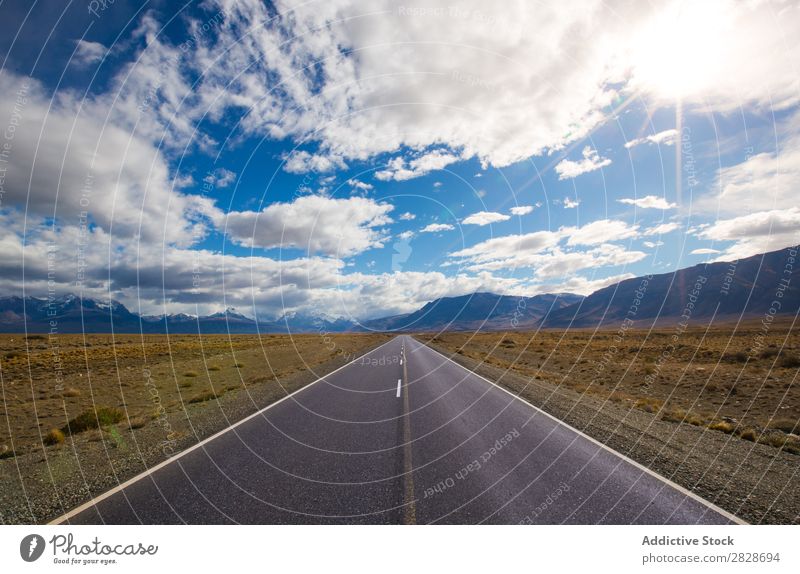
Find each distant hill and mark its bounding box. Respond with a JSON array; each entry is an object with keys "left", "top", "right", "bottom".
[
  {"left": 541, "top": 246, "right": 799, "bottom": 327},
  {"left": 2, "top": 246, "right": 797, "bottom": 334},
  {"left": 362, "top": 292, "right": 583, "bottom": 332},
  {"left": 0, "top": 296, "right": 357, "bottom": 334}
]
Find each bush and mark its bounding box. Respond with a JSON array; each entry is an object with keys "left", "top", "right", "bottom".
[
  {"left": 188, "top": 389, "right": 224, "bottom": 404},
  {"left": 128, "top": 417, "right": 147, "bottom": 430},
  {"left": 708, "top": 421, "right": 735, "bottom": 434},
  {"left": 233, "top": 362, "right": 245, "bottom": 368},
  {"left": 778, "top": 353, "right": 800, "bottom": 369},
  {"left": 725, "top": 351, "right": 748, "bottom": 363},
  {"left": 767, "top": 418, "right": 798, "bottom": 434},
  {"left": 62, "top": 388, "right": 81, "bottom": 398},
  {"left": 61, "top": 406, "right": 124, "bottom": 435},
  {"left": 207, "top": 365, "right": 221, "bottom": 371},
  {"left": 183, "top": 371, "right": 199, "bottom": 378},
  {"left": 44, "top": 428, "right": 65, "bottom": 445},
  {"left": 739, "top": 428, "right": 758, "bottom": 442}
]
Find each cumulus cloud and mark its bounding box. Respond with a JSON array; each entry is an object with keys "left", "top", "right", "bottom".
[
  {"left": 374, "top": 150, "right": 461, "bottom": 181},
  {"left": 72, "top": 40, "right": 107, "bottom": 67},
  {"left": 562, "top": 197, "right": 581, "bottom": 209},
  {"left": 204, "top": 168, "right": 237, "bottom": 188},
  {"left": 283, "top": 150, "right": 346, "bottom": 174},
  {"left": 449, "top": 220, "right": 644, "bottom": 280},
  {"left": 624, "top": 129, "right": 677, "bottom": 149},
  {"left": 555, "top": 146, "right": 612, "bottom": 179},
  {"left": 420, "top": 223, "right": 455, "bottom": 233},
  {"left": 564, "top": 219, "right": 639, "bottom": 246},
  {"left": 218, "top": 195, "right": 393, "bottom": 256},
  {"left": 618, "top": 195, "right": 676, "bottom": 209},
  {"left": 462, "top": 211, "right": 510, "bottom": 226},
  {"left": 398, "top": 212, "right": 416, "bottom": 221},
  {"left": 0, "top": 71, "right": 212, "bottom": 246},
  {"left": 696, "top": 133, "right": 800, "bottom": 216},
  {"left": 347, "top": 178, "right": 374, "bottom": 192},
  {"left": 697, "top": 208, "right": 800, "bottom": 259},
  {"left": 510, "top": 205, "right": 535, "bottom": 216}
]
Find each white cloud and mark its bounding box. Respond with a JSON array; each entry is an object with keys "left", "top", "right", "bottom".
[
  {"left": 643, "top": 222, "right": 681, "bottom": 236},
  {"left": 399, "top": 212, "right": 416, "bottom": 221},
  {"left": 690, "top": 248, "right": 720, "bottom": 255},
  {"left": 555, "top": 146, "right": 612, "bottom": 179},
  {"left": 204, "top": 168, "right": 237, "bottom": 188},
  {"left": 697, "top": 132, "right": 800, "bottom": 216},
  {"left": 564, "top": 219, "right": 639, "bottom": 246},
  {"left": 0, "top": 71, "right": 212, "bottom": 246},
  {"left": 72, "top": 40, "right": 107, "bottom": 67},
  {"left": 563, "top": 197, "right": 581, "bottom": 209},
  {"left": 375, "top": 150, "right": 461, "bottom": 181},
  {"left": 63, "top": 0, "right": 800, "bottom": 181},
  {"left": 283, "top": 151, "right": 346, "bottom": 174},
  {"left": 347, "top": 178, "right": 374, "bottom": 192},
  {"left": 624, "top": 129, "right": 677, "bottom": 149},
  {"left": 697, "top": 208, "right": 800, "bottom": 259},
  {"left": 420, "top": 223, "right": 455, "bottom": 233},
  {"left": 218, "top": 195, "right": 393, "bottom": 257},
  {"left": 397, "top": 230, "right": 415, "bottom": 240},
  {"left": 462, "top": 211, "right": 510, "bottom": 226},
  {"left": 510, "top": 205, "right": 534, "bottom": 216},
  {"left": 643, "top": 240, "right": 664, "bottom": 248},
  {"left": 618, "top": 195, "right": 676, "bottom": 209},
  {"left": 449, "top": 220, "right": 644, "bottom": 279}
]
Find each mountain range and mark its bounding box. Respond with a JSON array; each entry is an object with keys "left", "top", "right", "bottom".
[{"left": 1, "top": 246, "right": 796, "bottom": 334}]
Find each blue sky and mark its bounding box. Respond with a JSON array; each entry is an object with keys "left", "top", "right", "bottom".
[{"left": 0, "top": 0, "right": 798, "bottom": 321}]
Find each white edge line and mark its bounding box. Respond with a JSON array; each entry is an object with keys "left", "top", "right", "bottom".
[
  {"left": 396, "top": 379, "right": 402, "bottom": 398},
  {"left": 49, "top": 336, "right": 401, "bottom": 525},
  {"left": 414, "top": 337, "right": 747, "bottom": 525}
]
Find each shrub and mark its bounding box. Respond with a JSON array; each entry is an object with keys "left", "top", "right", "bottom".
[
  {"left": 62, "top": 388, "right": 81, "bottom": 398},
  {"left": 44, "top": 428, "right": 65, "bottom": 445},
  {"left": 725, "top": 351, "right": 748, "bottom": 363},
  {"left": 61, "top": 406, "right": 124, "bottom": 435},
  {"left": 635, "top": 397, "right": 663, "bottom": 414},
  {"left": 739, "top": 428, "right": 758, "bottom": 442},
  {"left": 183, "top": 371, "right": 199, "bottom": 378},
  {"left": 179, "top": 381, "right": 194, "bottom": 388},
  {"left": 778, "top": 353, "right": 800, "bottom": 369},
  {"left": 708, "top": 421, "right": 735, "bottom": 434},
  {"left": 128, "top": 417, "right": 147, "bottom": 430},
  {"left": 188, "top": 389, "right": 224, "bottom": 404},
  {"left": 767, "top": 418, "right": 798, "bottom": 434},
  {"left": 207, "top": 365, "right": 221, "bottom": 371},
  {"left": 233, "top": 362, "right": 245, "bottom": 368}
]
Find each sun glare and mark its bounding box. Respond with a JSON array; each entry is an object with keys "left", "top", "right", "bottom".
[{"left": 630, "top": 0, "right": 731, "bottom": 100}]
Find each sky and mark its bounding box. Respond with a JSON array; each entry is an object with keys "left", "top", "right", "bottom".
[{"left": 0, "top": 0, "right": 798, "bottom": 323}]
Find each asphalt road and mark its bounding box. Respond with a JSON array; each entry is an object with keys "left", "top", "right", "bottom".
[{"left": 56, "top": 335, "right": 740, "bottom": 524}]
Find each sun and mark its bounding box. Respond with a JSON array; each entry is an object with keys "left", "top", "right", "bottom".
[{"left": 629, "top": 0, "right": 732, "bottom": 100}]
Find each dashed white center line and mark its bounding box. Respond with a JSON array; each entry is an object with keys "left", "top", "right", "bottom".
[{"left": 396, "top": 378, "right": 402, "bottom": 398}]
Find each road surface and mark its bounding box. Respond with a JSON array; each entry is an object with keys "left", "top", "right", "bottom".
[{"left": 55, "top": 335, "right": 740, "bottom": 524}]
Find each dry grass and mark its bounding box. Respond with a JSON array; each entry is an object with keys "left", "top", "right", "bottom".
[
  {"left": 43, "top": 428, "right": 65, "bottom": 445},
  {"left": 62, "top": 407, "right": 124, "bottom": 435},
  {"left": 421, "top": 318, "right": 799, "bottom": 456},
  {"left": 708, "top": 421, "right": 736, "bottom": 434},
  {"left": 0, "top": 332, "right": 388, "bottom": 457},
  {"left": 188, "top": 389, "right": 224, "bottom": 404}
]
